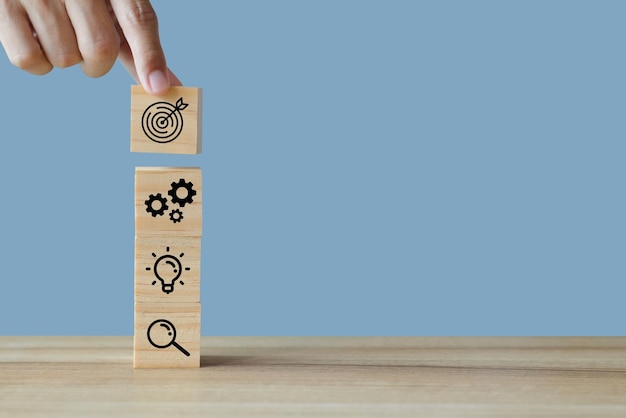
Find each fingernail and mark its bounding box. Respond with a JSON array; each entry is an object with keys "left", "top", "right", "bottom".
[{"left": 148, "top": 70, "right": 169, "bottom": 94}]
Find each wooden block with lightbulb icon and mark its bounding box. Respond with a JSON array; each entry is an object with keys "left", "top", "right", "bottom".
[
  {"left": 134, "top": 302, "right": 201, "bottom": 368},
  {"left": 135, "top": 236, "right": 201, "bottom": 303},
  {"left": 135, "top": 167, "right": 202, "bottom": 237}
]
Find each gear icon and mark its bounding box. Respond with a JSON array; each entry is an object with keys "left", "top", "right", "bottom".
[
  {"left": 168, "top": 178, "right": 196, "bottom": 207},
  {"left": 169, "top": 209, "right": 184, "bottom": 223},
  {"left": 145, "top": 193, "right": 168, "bottom": 217}
]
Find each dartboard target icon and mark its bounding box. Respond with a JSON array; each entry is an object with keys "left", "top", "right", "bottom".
[{"left": 142, "top": 97, "right": 189, "bottom": 143}]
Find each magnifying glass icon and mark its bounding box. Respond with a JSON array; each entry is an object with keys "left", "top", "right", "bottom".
[{"left": 147, "top": 319, "right": 190, "bottom": 356}]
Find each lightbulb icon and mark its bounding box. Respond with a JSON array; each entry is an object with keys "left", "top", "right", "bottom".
[{"left": 146, "top": 246, "right": 190, "bottom": 294}]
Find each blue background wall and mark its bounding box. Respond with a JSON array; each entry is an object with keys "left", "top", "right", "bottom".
[{"left": 0, "top": 1, "right": 624, "bottom": 335}]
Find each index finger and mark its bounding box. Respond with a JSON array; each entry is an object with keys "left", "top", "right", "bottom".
[
  {"left": 116, "top": 25, "right": 182, "bottom": 87},
  {"left": 109, "top": 0, "right": 168, "bottom": 94}
]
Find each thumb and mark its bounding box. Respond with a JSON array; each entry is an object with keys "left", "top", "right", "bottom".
[{"left": 110, "top": 0, "right": 173, "bottom": 94}]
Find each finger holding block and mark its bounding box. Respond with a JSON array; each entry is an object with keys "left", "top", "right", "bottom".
[
  {"left": 136, "top": 167, "right": 202, "bottom": 236},
  {"left": 131, "top": 86, "right": 202, "bottom": 155},
  {"left": 134, "top": 303, "right": 201, "bottom": 368}
]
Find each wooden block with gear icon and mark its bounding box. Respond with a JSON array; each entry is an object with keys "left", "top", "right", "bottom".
[
  {"left": 130, "top": 85, "right": 202, "bottom": 155},
  {"left": 134, "top": 302, "right": 201, "bottom": 368},
  {"left": 135, "top": 236, "right": 201, "bottom": 303},
  {"left": 135, "top": 167, "right": 202, "bottom": 236}
]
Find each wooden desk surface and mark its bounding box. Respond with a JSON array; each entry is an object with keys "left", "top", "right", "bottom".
[{"left": 1, "top": 337, "right": 625, "bottom": 417}]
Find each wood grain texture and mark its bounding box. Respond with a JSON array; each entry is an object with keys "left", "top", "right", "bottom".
[
  {"left": 135, "top": 236, "right": 201, "bottom": 303},
  {"left": 134, "top": 303, "right": 201, "bottom": 368},
  {"left": 130, "top": 85, "right": 202, "bottom": 155},
  {"left": 135, "top": 167, "right": 202, "bottom": 236},
  {"left": 1, "top": 337, "right": 625, "bottom": 417}
]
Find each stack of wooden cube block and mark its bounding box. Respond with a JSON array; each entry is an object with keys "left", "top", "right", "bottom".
[{"left": 130, "top": 86, "right": 203, "bottom": 368}]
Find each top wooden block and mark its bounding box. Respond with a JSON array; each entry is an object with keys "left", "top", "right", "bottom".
[{"left": 130, "top": 86, "right": 202, "bottom": 154}]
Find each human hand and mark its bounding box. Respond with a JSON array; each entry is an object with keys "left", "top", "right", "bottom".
[{"left": 0, "top": 0, "right": 181, "bottom": 94}]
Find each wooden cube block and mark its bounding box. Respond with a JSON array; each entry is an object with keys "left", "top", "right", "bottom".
[
  {"left": 134, "top": 303, "right": 201, "bottom": 368},
  {"left": 135, "top": 236, "right": 201, "bottom": 303},
  {"left": 136, "top": 167, "right": 202, "bottom": 236},
  {"left": 130, "top": 85, "right": 202, "bottom": 154}
]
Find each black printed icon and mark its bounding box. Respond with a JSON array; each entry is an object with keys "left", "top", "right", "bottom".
[
  {"left": 169, "top": 209, "right": 183, "bottom": 223},
  {"left": 168, "top": 179, "right": 196, "bottom": 207},
  {"left": 145, "top": 193, "right": 168, "bottom": 217},
  {"left": 147, "top": 319, "right": 190, "bottom": 356},
  {"left": 144, "top": 178, "right": 196, "bottom": 223},
  {"left": 146, "top": 246, "right": 190, "bottom": 294},
  {"left": 142, "top": 97, "right": 188, "bottom": 143}
]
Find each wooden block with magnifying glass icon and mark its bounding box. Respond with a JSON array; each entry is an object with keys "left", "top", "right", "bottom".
[
  {"left": 130, "top": 85, "right": 202, "bottom": 155},
  {"left": 134, "top": 303, "right": 201, "bottom": 368}
]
